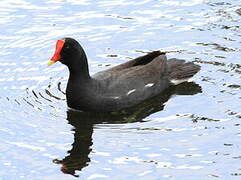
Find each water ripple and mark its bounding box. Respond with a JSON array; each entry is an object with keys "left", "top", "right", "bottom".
[{"left": 0, "top": 0, "right": 241, "bottom": 179}]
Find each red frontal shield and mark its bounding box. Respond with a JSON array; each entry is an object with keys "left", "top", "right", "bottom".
[{"left": 50, "top": 40, "right": 65, "bottom": 62}]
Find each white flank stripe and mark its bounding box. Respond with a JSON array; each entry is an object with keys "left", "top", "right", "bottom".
[
  {"left": 127, "top": 89, "right": 136, "bottom": 95},
  {"left": 145, "top": 83, "right": 154, "bottom": 87}
]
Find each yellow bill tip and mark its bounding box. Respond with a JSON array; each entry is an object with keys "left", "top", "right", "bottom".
[{"left": 47, "top": 60, "right": 56, "bottom": 66}]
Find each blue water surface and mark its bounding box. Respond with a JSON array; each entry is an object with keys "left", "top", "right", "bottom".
[{"left": 0, "top": 0, "right": 241, "bottom": 179}]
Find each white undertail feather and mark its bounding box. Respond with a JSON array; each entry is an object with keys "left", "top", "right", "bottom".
[{"left": 170, "top": 78, "right": 192, "bottom": 85}]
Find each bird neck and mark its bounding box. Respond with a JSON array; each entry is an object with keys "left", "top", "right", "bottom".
[{"left": 68, "top": 50, "right": 91, "bottom": 81}]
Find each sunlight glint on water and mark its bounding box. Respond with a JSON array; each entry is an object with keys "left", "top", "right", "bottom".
[{"left": 0, "top": 0, "right": 240, "bottom": 179}]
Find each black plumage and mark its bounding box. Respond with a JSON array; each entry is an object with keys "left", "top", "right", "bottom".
[{"left": 51, "top": 37, "right": 200, "bottom": 112}]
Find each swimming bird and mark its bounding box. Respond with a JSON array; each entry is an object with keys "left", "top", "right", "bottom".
[{"left": 48, "top": 38, "right": 200, "bottom": 112}]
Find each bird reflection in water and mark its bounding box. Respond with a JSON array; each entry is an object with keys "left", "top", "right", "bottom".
[{"left": 53, "top": 82, "right": 202, "bottom": 177}]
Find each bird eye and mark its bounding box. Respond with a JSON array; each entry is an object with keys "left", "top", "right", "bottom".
[{"left": 62, "top": 45, "right": 70, "bottom": 54}]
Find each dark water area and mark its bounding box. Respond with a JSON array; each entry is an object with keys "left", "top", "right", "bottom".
[{"left": 0, "top": 0, "right": 240, "bottom": 179}]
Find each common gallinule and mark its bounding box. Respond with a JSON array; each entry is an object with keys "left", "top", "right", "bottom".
[{"left": 48, "top": 38, "right": 200, "bottom": 112}]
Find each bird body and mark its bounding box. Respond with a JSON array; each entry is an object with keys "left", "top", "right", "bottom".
[{"left": 48, "top": 38, "right": 200, "bottom": 112}]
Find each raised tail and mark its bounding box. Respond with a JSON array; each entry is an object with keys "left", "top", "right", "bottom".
[{"left": 167, "top": 58, "right": 200, "bottom": 85}]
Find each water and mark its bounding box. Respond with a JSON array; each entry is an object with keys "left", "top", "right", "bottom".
[{"left": 0, "top": 0, "right": 240, "bottom": 179}]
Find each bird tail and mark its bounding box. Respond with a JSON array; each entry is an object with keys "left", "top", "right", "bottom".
[{"left": 167, "top": 58, "right": 200, "bottom": 85}]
